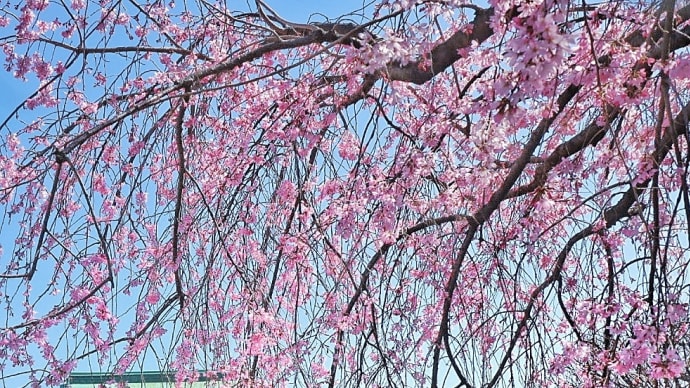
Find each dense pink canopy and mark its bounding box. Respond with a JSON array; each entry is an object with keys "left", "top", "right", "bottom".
[{"left": 1, "top": 0, "right": 690, "bottom": 386}]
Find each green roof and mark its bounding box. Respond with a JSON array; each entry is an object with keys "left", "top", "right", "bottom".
[{"left": 61, "top": 371, "right": 223, "bottom": 387}]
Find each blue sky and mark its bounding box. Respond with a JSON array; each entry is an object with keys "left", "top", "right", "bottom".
[
  {"left": 0, "top": 0, "right": 366, "bottom": 119},
  {"left": 0, "top": 0, "right": 369, "bottom": 386},
  {"left": 0, "top": 0, "right": 364, "bottom": 111},
  {"left": 266, "top": 0, "right": 364, "bottom": 20}
]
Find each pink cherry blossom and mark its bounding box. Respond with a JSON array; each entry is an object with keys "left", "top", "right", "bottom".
[{"left": 2, "top": 0, "right": 690, "bottom": 387}]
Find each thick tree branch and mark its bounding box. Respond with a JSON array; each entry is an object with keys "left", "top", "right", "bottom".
[{"left": 387, "top": 7, "right": 494, "bottom": 84}]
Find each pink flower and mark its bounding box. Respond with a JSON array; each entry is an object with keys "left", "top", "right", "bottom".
[
  {"left": 95, "top": 302, "right": 112, "bottom": 321},
  {"left": 276, "top": 180, "right": 296, "bottom": 202},
  {"left": 611, "top": 348, "right": 637, "bottom": 374},
  {"left": 650, "top": 348, "right": 686, "bottom": 379},
  {"left": 338, "top": 131, "right": 360, "bottom": 161},
  {"left": 145, "top": 289, "right": 160, "bottom": 305},
  {"left": 26, "top": 0, "right": 49, "bottom": 11}
]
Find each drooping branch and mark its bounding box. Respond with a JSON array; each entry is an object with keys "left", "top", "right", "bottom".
[
  {"left": 432, "top": 82, "right": 582, "bottom": 388},
  {"left": 172, "top": 91, "right": 189, "bottom": 309},
  {"left": 486, "top": 94, "right": 690, "bottom": 388},
  {"left": 37, "top": 38, "right": 212, "bottom": 60}
]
